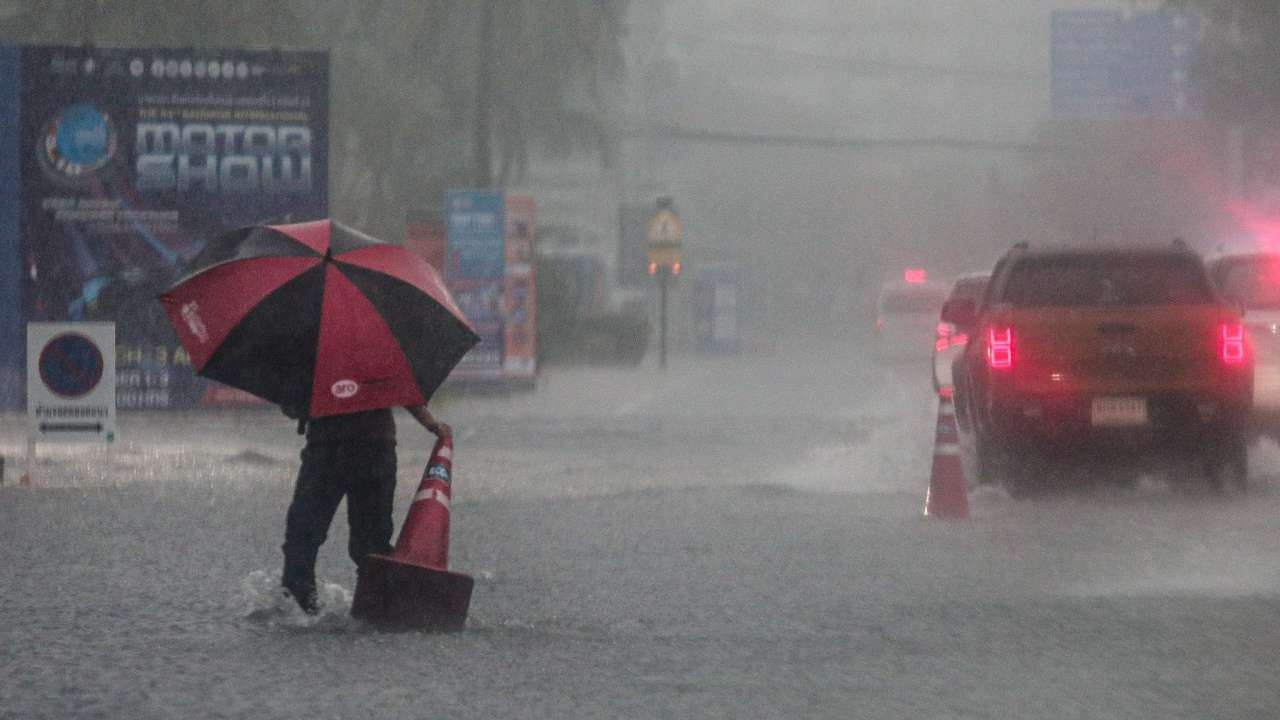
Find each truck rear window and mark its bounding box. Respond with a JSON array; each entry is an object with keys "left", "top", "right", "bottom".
[{"left": 1002, "top": 255, "right": 1213, "bottom": 308}]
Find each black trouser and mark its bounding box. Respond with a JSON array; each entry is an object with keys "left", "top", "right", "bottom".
[{"left": 281, "top": 439, "right": 397, "bottom": 592}]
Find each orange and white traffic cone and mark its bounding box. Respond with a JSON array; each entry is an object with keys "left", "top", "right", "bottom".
[
  {"left": 352, "top": 436, "right": 474, "bottom": 630},
  {"left": 393, "top": 438, "right": 454, "bottom": 569},
  {"left": 923, "top": 398, "right": 970, "bottom": 520}
]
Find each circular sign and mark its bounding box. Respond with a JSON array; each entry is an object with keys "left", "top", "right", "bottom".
[
  {"left": 38, "top": 103, "right": 119, "bottom": 186},
  {"left": 38, "top": 333, "right": 105, "bottom": 399}
]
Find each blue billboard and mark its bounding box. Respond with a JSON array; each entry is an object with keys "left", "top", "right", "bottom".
[
  {"left": 0, "top": 45, "right": 329, "bottom": 409},
  {"left": 445, "top": 190, "right": 505, "bottom": 280},
  {"left": 1051, "top": 8, "right": 1202, "bottom": 117}
]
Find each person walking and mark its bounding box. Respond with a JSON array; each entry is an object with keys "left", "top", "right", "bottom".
[{"left": 280, "top": 404, "right": 451, "bottom": 614}]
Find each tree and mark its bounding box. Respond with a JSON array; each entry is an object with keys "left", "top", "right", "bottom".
[{"left": 1172, "top": 1, "right": 1280, "bottom": 121}]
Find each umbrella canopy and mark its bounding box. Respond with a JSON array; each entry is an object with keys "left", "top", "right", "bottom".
[{"left": 159, "top": 219, "right": 478, "bottom": 418}]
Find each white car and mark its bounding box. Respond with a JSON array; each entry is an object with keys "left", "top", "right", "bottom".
[{"left": 1207, "top": 250, "right": 1280, "bottom": 439}]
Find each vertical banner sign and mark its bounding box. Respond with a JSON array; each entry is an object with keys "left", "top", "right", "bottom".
[
  {"left": 11, "top": 45, "right": 328, "bottom": 410},
  {"left": 503, "top": 194, "right": 536, "bottom": 379},
  {"left": 27, "top": 321, "right": 116, "bottom": 442},
  {"left": 0, "top": 47, "right": 22, "bottom": 409},
  {"left": 446, "top": 190, "right": 505, "bottom": 378}
]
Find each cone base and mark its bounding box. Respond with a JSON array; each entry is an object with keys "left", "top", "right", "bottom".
[{"left": 352, "top": 554, "right": 474, "bottom": 631}]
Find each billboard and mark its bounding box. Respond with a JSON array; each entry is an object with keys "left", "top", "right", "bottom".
[
  {"left": 1051, "top": 8, "right": 1202, "bottom": 118},
  {"left": 502, "top": 194, "right": 536, "bottom": 379},
  {"left": 417, "top": 192, "right": 537, "bottom": 383},
  {"left": 0, "top": 45, "right": 328, "bottom": 409}
]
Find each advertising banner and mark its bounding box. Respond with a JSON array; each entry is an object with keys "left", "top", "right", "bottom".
[
  {"left": 437, "top": 191, "right": 537, "bottom": 383},
  {"left": 502, "top": 194, "right": 536, "bottom": 379},
  {"left": 445, "top": 190, "right": 505, "bottom": 280},
  {"left": 446, "top": 190, "right": 505, "bottom": 377},
  {"left": 1051, "top": 8, "right": 1202, "bottom": 118},
  {"left": 8, "top": 45, "right": 328, "bottom": 409},
  {"left": 449, "top": 278, "right": 505, "bottom": 378}
]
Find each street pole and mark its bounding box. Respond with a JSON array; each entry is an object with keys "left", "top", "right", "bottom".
[
  {"left": 473, "top": 0, "right": 494, "bottom": 188},
  {"left": 659, "top": 269, "right": 668, "bottom": 370}
]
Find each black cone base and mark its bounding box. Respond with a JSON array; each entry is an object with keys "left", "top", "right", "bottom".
[{"left": 352, "top": 554, "right": 474, "bottom": 631}]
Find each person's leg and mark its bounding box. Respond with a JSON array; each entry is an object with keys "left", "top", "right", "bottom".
[
  {"left": 281, "top": 442, "right": 344, "bottom": 612},
  {"left": 344, "top": 441, "right": 398, "bottom": 570}
]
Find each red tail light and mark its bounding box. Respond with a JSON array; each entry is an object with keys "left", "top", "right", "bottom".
[
  {"left": 987, "top": 326, "right": 1014, "bottom": 370},
  {"left": 935, "top": 322, "right": 953, "bottom": 351},
  {"left": 1221, "top": 323, "right": 1245, "bottom": 365}
]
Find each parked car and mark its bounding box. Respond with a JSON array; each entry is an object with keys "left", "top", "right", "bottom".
[
  {"left": 1205, "top": 250, "right": 1280, "bottom": 441},
  {"left": 948, "top": 242, "right": 1252, "bottom": 497},
  {"left": 933, "top": 272, "right": 989, "bottom": 396}
]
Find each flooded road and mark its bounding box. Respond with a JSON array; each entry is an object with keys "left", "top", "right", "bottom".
[{"left": 3, "top": 342, "right": 1279, "bottom": 719}]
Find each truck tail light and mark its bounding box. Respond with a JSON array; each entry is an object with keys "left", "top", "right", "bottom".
[
  {"left": 1221, "top": 323, "right": 1245, "bottom": 365},
  {"left": 987, "top": 326, "right": 1014, "bottom": 370}
]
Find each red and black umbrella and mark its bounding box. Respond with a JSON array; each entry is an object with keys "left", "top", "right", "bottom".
[{"left": 159, "top": 219, "right": 478, "bottom": 418}]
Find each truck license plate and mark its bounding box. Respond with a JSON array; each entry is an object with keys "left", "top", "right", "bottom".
[{"left": 1090, "top": 396, "right": 1148, "bottom": 427}]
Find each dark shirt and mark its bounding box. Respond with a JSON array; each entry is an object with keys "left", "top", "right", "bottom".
[{"left": 304, "top": 408, "right": 396, "bottom": 444}]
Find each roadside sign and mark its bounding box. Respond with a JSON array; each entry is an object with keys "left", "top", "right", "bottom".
[
  {"left": 27, "top": 322, "right": 115, "bottom": 442},
  {"left": 647, "top": 207, "right": 683, "bottom": 246},
  {"left": 1051, "top": 8, "right": 1202, "bottom": 117},
  {"left": 646, "top": 201, "right": 683, "bottom": 269}
]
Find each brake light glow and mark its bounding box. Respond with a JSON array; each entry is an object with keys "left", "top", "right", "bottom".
[
  {"left": 904, "top": 268, "right": 927, "bottom": 284},
  {"left": 1221, "top": 323, "right": 1245, "bottom": 365},
  {"left": 987, "top": 326, "right": 1013, "bottom": 369},
  {"left": 935, "top": 322, "right": 952, "bottom": 351}
]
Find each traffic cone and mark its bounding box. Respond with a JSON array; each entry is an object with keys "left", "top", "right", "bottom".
[
  {"left": 393, "top": 438, "right": 454, "bottom": 568},
  {"left": 923, "top": 398, "right": 970, "bottom": 519},
  {"left": 352, "top": 436, "right": 474, "bottom": 630}
]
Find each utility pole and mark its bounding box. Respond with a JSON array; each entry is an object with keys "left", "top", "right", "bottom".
[{"left": 473, "top": 0, "right": 494, "bottom": 188}]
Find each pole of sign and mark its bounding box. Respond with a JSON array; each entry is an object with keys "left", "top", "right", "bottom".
[
  {"left": 647, "top": 198, "right": 682, "bottom": 372},
  {"left": 659, "top": 269, "right": 668, "bottom": 370},
  {"left": 22, "top": 436, "right": 34, "bottom": 487}
]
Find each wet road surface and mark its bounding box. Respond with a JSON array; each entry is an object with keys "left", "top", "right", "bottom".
[{"left": 3, "top": 342, "right": 1278, "bottom": 719}]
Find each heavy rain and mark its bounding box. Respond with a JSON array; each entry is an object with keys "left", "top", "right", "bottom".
[{"left": 2, "top": 1, "right": 1279, "bottom": 718}]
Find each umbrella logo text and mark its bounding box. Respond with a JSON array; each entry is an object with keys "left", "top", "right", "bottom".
[
  {"left": 180, "top": 302, "right": 209, "bottom": 343},
  {"left": 331, "top": 379, "right": 359, "bottom": 399}
]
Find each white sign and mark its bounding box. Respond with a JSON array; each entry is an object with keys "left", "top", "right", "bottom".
[{"left": 27, "top": 322, "right": 117, "bottom": 443}]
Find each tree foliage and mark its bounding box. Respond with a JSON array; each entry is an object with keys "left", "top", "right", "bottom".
[
  {"left": 1173, "top": 0, "right": 1280, "bottom": 120},
  {"left": 0, "top": 0, "right": 629, "bottom": 241}
]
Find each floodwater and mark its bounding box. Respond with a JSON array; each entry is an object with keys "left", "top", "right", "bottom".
[{"left": 3, "top": 341, "right": 1279, "bottom": 719}]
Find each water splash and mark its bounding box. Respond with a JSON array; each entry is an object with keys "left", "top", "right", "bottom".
[{"left": 240, "top": 570, "right": 354, "bottom": 630}]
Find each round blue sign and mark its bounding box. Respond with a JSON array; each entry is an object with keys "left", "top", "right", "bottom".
[
  {"left": 39, "top": 333, "right": 104, "bottom": 399},
  {"left": 39, "top": 103, "right": 119, "bottom": 183},
  {"left": 56, "top": 104, "right": 113, "bottom": 167}
]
